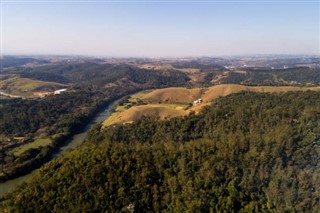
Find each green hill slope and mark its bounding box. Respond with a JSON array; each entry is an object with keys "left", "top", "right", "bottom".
[{"left": 1, "top": 91, "right": 319, "bottom": 212}]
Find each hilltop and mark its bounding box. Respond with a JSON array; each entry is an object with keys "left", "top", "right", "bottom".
[
  {"left": 2, "top": 91, "right": 319, "bottom": 212},
  {"left": 0, "top": 74, "right": 67, "bottom": 98},
  {"left": 103, "top": 84, "right": 320, "bottom": 126}
]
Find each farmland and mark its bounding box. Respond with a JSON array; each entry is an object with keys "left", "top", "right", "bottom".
[
  {"left": 0, "top": 74, "right": 67, "bottom": 98},
  {"left": 103, "top": 84, "right": 320, "bottom": 126},
  {"left": 10, "top": 138, "right": 52, "bottom": 157},
  {"left": 1, "top": 55, "right": 320, "bottom": 212}
]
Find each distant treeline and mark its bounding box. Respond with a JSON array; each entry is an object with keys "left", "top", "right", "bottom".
[
  {"left": 221, "top": 67, "right": 320, "bottom": 86},
  {"left": 169, "top": 60, "right": 320, "bottom": 86},
  {"left": 11, "top": 63, "right": 190, "bottom": 88},
  {"left": 1, "top": 91, "right": 319, "bottom": 212},
  {"left": 172, "top": 60, "right": 227, "bottom": 71},
  {"left": 6, "top": 59, "right": 320, "bottom": 87},
  {"left": 0, "top": 56, "right": 49, "bottom": 68}
]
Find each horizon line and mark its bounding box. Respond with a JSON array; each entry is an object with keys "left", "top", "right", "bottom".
[{"left": 2, "top": 53, "right": 320, "bottom": 59}]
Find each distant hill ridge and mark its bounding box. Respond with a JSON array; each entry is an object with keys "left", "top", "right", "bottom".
[{"left": 141, "top": 84, "right": 320, "bottom": 108}]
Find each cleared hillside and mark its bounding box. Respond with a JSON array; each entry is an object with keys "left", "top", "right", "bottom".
[
  {"left": 192, "top": 84, "right": 320, "bottom": 110},
  {"left": 2, "top": 91, "right": 320, "bottom": 212},
  {"left": 141, "top": 87, "right": 205, "bottom": 104},
  {"left": 0, "top": 75, "right": 66, "bottom": 97},
  {"left": 104, "top": 104, "right": 188, "bottom": 126},
  {"left": 103, "top": 84, "right": 320, "bottom": 126}
]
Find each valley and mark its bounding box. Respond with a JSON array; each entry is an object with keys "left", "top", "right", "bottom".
[
  {"left": 0, "top": 74, "right": 67, "bottom": 98},
  {"left": 0, "top": 56, "right": 319, "bottom": 212},
  {"left": 1, "top": 1, "right": 319, "bottom": 211},
  {"left": 2, "top": 90, "right": 319, "bottom": 212},
  {"left": 0, "top": 97, "right": 120, "bottom": 195}
]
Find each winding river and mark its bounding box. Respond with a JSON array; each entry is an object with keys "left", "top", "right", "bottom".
[{"left": 0, "top": 98, "right": 120, "bottom": 196}]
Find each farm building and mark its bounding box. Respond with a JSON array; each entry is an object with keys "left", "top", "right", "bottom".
[
  {"left": 193, "top": 98, "right": 203, "bottom": 105},
  {"left": 54, "top": 89, "right": 67, "bottom": 95}
]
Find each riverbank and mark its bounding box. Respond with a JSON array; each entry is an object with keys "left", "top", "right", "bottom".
[{"left": 0, "top": 97, "right": 120, "bottom": 195}]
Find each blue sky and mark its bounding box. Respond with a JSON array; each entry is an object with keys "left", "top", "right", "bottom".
[{"left": 1, "top": 1, "right": 319, "bottom": 57}]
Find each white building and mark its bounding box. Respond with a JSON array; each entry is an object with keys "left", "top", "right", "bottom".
[
  {"left": 54, "top": 88, "right": 67, "bottom": 95},
  {"left": 193, "top": 98, "right": 203, "bottom": 105}
]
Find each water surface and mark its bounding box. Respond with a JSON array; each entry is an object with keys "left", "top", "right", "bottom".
[{"left": 0, "top": 99, "right": 119, "bottom": 195}]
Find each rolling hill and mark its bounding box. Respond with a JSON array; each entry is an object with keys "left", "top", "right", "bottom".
[
  {"left": 141, "top": 87, "right": 205, "bottom": 104},
  {"left": 2, "top": 91, "right": 319, "bottom": 212},
  {"left": 104, "top": 104, "right": 189, "bottom": 126},
  {"left": 103, "top": 84, "right": 320, "bottom": 126},
  {"left": 0, "top": 75, "right": 67, "bottom": 98}
]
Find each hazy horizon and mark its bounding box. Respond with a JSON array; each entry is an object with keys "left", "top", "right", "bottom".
[
  {"left": 1, "top": 1, "right": 319, "bottom": 57},
  {"left": 2, "top": 53, "right": 319, "bottom": 59}
]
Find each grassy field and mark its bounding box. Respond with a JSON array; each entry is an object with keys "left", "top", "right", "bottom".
[
  {"left": 112, "top": 91, "right": 151, "bottom": 112},
  {"left": 190, "top": 84, "right": 320, "bottom": 111},
  {"left": 11, "top": 138, "right": 52, "bottom": 156},
  {"left": 0, "top": 75, "right": 66, "bottom": 98},
  {"left": 129, "top": 91, "right": 150, "bottom": 102},
  {"left": 141, "top": 87, "right": 206, "bottom": 104},
  {"left": 103, "top": 104, "right": 189, "bottom": 126},
  {"left": 103, "top": 90, "right": 190, "bottom": 127},
  {"left": 103, "top": 91, "right": 150, "bottom": 126},
  {"left": 103, "top": 84, "right": 320, "bottom": 127}
]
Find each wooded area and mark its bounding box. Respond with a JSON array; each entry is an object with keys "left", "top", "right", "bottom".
[
  {"left": 1, "top": 91, "right": 319, "bottom": 212},
  {"left": 0, "top": 63, "right": 192, "bottom": 182}
]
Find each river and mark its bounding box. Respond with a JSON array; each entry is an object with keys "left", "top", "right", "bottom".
[{"left": 0, "top": 98, "right": 120, "bottom": 196}]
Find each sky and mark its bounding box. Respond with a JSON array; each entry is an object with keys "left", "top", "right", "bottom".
[{"left": 1, "top": 0, "right": 319, "bottom": 57}]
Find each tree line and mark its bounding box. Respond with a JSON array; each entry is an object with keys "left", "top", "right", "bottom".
[{"left": 1, "top": 91, "right": 319, "bottom": 212}]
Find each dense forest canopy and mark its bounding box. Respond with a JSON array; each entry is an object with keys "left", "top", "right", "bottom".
[
  {"left": 0, "top": 63, "right": 191, "bottom": 182},
  {"left": 0, "top": 88, "right": 116, "bottom": 182},
  {"left": 0, "top": 56, "right": 49, "bottom": 68},
  {"left": 0, "top": 61, "right": 194, "bottom": 205},
  {"left": 3, "top": 58, "right": 320, "bottom": 87},
  {"left": 1, "top": 91, "right": 319, "bottom": 212},
  {"left": 1, "top": 56, "right": 319, "bottom": 212},
  {"left": 221, "top": 67, "right": 320, "bottom": 86},
  {"left": 8, "top": 63, "right": 190, "bottom": 88},
  {"left": 0, "top": 90, "right": 101, "bottom": 135}
]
